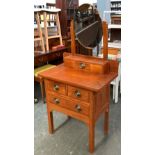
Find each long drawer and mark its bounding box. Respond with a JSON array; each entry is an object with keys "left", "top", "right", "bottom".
[{"left": 47, "top": 93, "right": 90, "bottom": 116}]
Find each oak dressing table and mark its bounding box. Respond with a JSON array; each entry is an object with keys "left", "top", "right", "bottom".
[{"left": 39, "top": 20, "right": 118, "bottom": 153}]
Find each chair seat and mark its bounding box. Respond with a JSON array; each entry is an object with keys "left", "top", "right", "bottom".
[{"left": 34, "top": 64, "right": 56, "bottom": 77}]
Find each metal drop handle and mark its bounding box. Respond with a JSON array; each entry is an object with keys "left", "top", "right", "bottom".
[
  {"left": 53, "top": 98, "right": 60, "bottom": 104},
  {"left": 74, "top": 90, "right": 81, "bottom": 97},
  {"left": 53, "top": 84, "right": 59, "bottom": 91},
  {"left": 79, "top": 63, "right": 86, "bottom": 69},
  {"left": 75, "top": 104, "right": 82, "bottom": 112}
]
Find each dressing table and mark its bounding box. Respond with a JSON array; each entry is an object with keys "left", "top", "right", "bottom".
[{"left": 39, "top": 20, "right": 118, "bottom": 153}]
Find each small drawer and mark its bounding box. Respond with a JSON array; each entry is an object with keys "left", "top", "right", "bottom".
[
  {"left": 52, "top": 81, "right": 66, "bottom": 95},
  {"left": 49, "top": 94, "right": 89, "bottom": 116},
  {"left": 68, "top": 86, "right": 90, "bottom": 102},
  {"left": 49, "top": 81, "right": 66, "bottom": 95}
]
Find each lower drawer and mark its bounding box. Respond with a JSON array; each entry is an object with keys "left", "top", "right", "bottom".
[{"left": 47, "top": 93, "right": 89, "bottom": 116}]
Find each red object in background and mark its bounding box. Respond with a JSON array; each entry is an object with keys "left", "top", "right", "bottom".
[{"left": 51, "top": 44, "right": 65, "bottom": 51}]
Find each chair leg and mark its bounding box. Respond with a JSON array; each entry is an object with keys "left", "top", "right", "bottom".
[
  {"left": 40, "top": 80, "right": 45, "bottom": 104},
  {"left": 115, "top": 78, "right": 119, "bottom": 103},
  {"left": 113, "top": 84, "right": 115, "bottom": 100},
  {"left": 120, "top": 79, "right": 121, "bottom": 94}
]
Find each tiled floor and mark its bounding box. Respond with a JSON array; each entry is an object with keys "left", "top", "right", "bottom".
[{"left": 34, "top": 83, "right": 121, "bottom": 155}]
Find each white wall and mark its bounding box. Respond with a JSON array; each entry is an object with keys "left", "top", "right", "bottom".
[
  {"left": 97, "top": 0, "right": 110, "bottom": 22},
  {"left": 34, "top": 0, "right": 55, "bottom": 5},
  {"left": 79, "top": 0, "right": 97, "bottom": 5},
  {"left": 34, "top": 0, "right": 97, "bottom": 6}
]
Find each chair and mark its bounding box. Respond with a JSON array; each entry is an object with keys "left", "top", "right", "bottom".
[
  {"left": 98, "top": 47, "right": 121, "bottom": 103},
  {"left": 111, "top": 62, "right": 121, "bottom": 103},
  {"left": 108, "top": 48, "right": 121, "bottom": 103},
  {"left": 34, "top": 64, "right": 56, "bottom": 103}
]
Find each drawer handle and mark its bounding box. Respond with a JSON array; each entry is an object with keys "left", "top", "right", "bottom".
[
  {"left": 74, "top": 90, "right": 81, "bottom": 97},
  {"left": 53, "top": 98, "right": 60, "bottom": 104},
  {"left": 75, "top": 104, "right": 82, "bottom": 112},
  {"left": 79, "top": 63, "right": 86, "bottom": 69},
  {"left": 53, "top": 84, "right": 59, "bottom": 91}
]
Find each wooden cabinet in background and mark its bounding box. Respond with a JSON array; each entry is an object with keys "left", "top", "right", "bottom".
[
  {"left": 109, "top": 0, "right": 121, "bottom": 42},
  {"left": 56, "top": 0, "right": 79, "bottom": 37},
  {"left": 111, "top": 14, "right": 121, "bottom": 25}
]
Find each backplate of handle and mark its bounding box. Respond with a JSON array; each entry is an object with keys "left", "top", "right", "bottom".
[
  {"left": 79, "top": 63, "right": 86, "bottom": 69},
  {"left": 53, "top": 84, "right": 59, "bottom": 91},
  {"left": 74, "top": 90, "right": 81, "bottom": 97},
  {"left": 75, "top": 104, "right": 82, "bottom": 112},
  {"left": 53, "top": 98, "right": 60, "bottom": 104}
]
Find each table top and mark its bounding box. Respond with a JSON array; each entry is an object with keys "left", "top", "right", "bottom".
[
  {"left": 108, "top": 24, "right": 121, "bottom": 29},
  {"left": 34, "top": 47, "right": 67, "bottom": 57},
  {"left": 39, "top": 64, "right": 118, "bottom": 92}
]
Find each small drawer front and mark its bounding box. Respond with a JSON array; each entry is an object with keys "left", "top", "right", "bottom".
[
  {"left": 52, "top": 81, "right": 66, "bottom": 95},
  {"left": 50, "top": 81, "right": 66, "bottom": 95},
  {"left": 49, "top": 94, "right": 89, "bottom": 116},
  {"left": 68, "top": 86, "right": 90, "bottom": 102}
]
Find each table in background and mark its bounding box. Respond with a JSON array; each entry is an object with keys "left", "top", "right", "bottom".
[{"left": 34, "top": 47, "right": 68, "bottom": 67}]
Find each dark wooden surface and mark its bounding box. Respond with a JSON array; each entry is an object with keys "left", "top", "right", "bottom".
[
  {"left": 110, "top": 29, "right": 121, "bottom": 42},
  {"left": 56, "top": 0, "right": 79, "bottom": 37},
  {"left": 34, "top": 47, "right": 68, "bottom": 67},
  {"left": 110, "top": 15, "right": 121, "bottom": 41}
]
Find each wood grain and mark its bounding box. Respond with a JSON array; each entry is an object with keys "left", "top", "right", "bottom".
[{"left": 70, "top": 20, "right": 76, "bottom": 55}]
